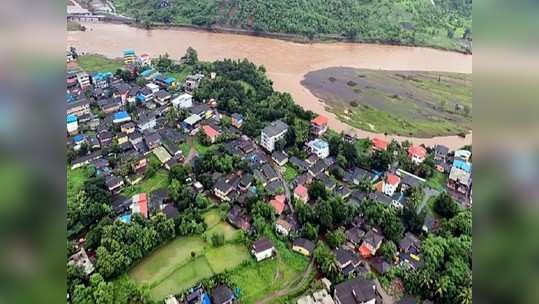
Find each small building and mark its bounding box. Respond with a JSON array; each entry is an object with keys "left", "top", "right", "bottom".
[
  {"left": 454, "top": 149, "right": 472, "bottom": 162},
  {"left": 214, "top": 175, "right": 239, "bottom": 202},
  {"left": 311, "top": 115, "right": 328, "bottom": 136},
  {"left": 130, "top": 193, "right": 149, "bottom": 218},
  {"left": 293, "top": 184, "right": 309, "bottom": 203},
  {"left": 408, "top": 145, "right": 427, "bottom": 164},
  {"left": 434, "top": 144, "right": 449, "bottom": 161},
  {"left": 447, "top": 166, "right": 471, "bottom": 196},
  {"left": 272, "top": 151, "right": 288, "bottom": 166},
  {"left": 67, "top": 98, "right": 91, "bottom": 117},
  {"left": 260, "top": 120, "right": 288, "bottom": 152},
  {"left": 358, "top": 228, "right": 384, "bottom": 258},
  {"left": 251, "top": 238, "right": 276, "bottom": 262},
  {"left": 154, "top": 90, "right": 172, "bottom": 106},
  {"left": 333, "top": 277, "right": 376, "bottom": 304},
  {"left": 105, "top": 175, "right": 124, "bottom": 193},
  {"left": 113, "top": 111, "right": 131, "bottom": 124},
  {"left": 153, "top": 146, "right": 172, "bottom": 164},
  {"left": 269, "top": 194, "right": 286, "bottom": 215},
  {"left": 345, "top": 227, "right": 365, "bottom": 247},
  {"left": 275, "top": 218, "right": 292, "bottom": 236},
  {"left": 211, "top": 284, "right": 235, "bottom": 304},
  {"left": 202, "top": 125, "right": 221, "bottom": 143},
  {"left": 382, "top": 174, "right": 401, "bottom": 197},
  {"left": 68, "top": 248, "right": 95, "bottom": 275},
  {"left": 121, "top": 122, "right": 136, "bottom": 134},
  {"left": 231, "top": 113, "right": 243, "bottom": 128},
  {"left": 66, "top": 114, "right": 78, "bottom": 135},
  {"left": 182, "top": 114, "right": 202, "bottom": 133},
  {"left": 307, "top": 139, "right": 330, "bottom": 159},
  {"left": 371, "top": 137, "right": 389, "bottom": 151},
  {"left": 172, "top": 93, "right": 193, "bottom": 109},
  {"left": 137, "top": 113, "right": 157, "bottom": 132},
  {"left": 292, "top": 238, "right": 315, "bottom": 256}
]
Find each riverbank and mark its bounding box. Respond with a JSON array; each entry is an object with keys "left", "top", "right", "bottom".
[{"left": 67, "top": 22, "right": 472, "bottom": 149}]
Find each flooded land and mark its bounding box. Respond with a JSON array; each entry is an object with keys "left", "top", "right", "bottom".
[
  {"left": 301, "top": 67, "right": 472, "bottom": 137},
  {"left": 67, "top": 22, "right": 472, "bottom": 148}
]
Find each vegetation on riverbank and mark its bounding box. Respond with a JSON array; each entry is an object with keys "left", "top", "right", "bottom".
[
  {"left": 112, "top": 0, "right": 472, "bottom": 53},
  {"left": 77, "top": 54, "right": 124, "bottom": 73}
]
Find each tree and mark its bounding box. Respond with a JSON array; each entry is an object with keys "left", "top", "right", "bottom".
[
  {"left": 210, "top": 232, "right": 225, "bottom": 247},
  {"left": 315, "top": 200, "right": 334, "bottom": 231},
  {"left": 378, "top": 241, "right": 397, "bottom": 262},
  {"left": 441, "top": 209, "right": 472, "bottom": 237},
  {"left": 314, "top": 243, "right": 341, "bottom": 281},
  {"left": 182, "top": 47, "right": 199, "bottom": 65},
  {"left": 326, "top": 228, "right": 346, "bottom": 249},
  {"left": 433, "top": 193, "right": 459, "bottom": 219},
  {"left": 303, "top": 222, "right": 319, "bottom": 241},
  {"left": 169, "top": 164, "right": 189, "bottom": 183},
  {"left": 402, "top": 202, "right": 426, "bottom": 234},
  {"left": 308, "top": 181, "right": 327, "bottom": 201}
]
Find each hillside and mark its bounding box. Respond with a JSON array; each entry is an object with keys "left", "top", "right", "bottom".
[{"left": 112, "top": 0, "right": 472, "bottom": 53}]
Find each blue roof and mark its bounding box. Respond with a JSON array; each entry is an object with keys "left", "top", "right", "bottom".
[
  {"left": 119, "top": 214, "right": 131, "bottom": 224},
  {"left": 73, "top": 134, "right": 84, "bottom": 142},
  {"left": 123, "top": 49, "right": 135, "bottom": 55},
  {"left": 165, "top": 77, "right": 176, "bottom": 84},
  {"left": 141, "top": 69, "right": 155, "bottom": 77},
  {"left": 93, "top": 72, "right": 113, "bottom": 81},
  {"left": 202, "top": 293, "right": 211, "bottom": 304},
  {"left": 154, "top": 74, "right": 166, "bottom": 81},
  {"left": 66, "top": 114, "right": 77, "bottom": 123},
  {"left": 453, "top": 159, "right": 472, "bottom": 172},
  {"left": 114, "top": 111, "right": 130, "bottom": 120},
  {"left": 311, "top": 139, "right": 329, "bottom": 149}
]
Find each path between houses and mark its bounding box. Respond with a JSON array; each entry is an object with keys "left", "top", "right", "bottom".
[
  {"left": 273, "top": 162, "right": 293, "bottom": 213},
  {"left": 364, "top": 262, "right": 395, "bottom": 304},
  {"left": 256, "top": 259, "right": 314, "bottom": 304}
]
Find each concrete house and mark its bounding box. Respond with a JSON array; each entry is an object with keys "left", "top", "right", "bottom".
[
  {"left": 251, "top": 238, "right": 276, "bottom": 262},
  {"left": 382, "top": 174, "right": 400, "bottom": 197},
  {"left": 334, "top": 278, "right": 376, "bottom": 304},
  {"left": 260, "top": 120, "right": 288, "bottom": 152},
  {"left": 307, "top": 139, "right": 330, "bottom": 159}
]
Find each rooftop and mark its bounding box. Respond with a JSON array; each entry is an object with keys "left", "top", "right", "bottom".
[{"left": 262, "top": 120, "right": 288, "bottom": 137}]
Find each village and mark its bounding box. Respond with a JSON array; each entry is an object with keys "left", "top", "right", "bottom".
[{"left": 66, "top": 47, "right": 472, "bottom": 304}]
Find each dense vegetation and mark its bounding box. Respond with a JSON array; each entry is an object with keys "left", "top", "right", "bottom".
[{"left": 113, "top": 0, "right": 472, "bottom": 52}]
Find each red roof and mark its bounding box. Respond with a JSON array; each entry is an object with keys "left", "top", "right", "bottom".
[
  {"left": 359, "top": 243, "right": 374, "bottom": 257},
  {"left": 386, "top": 174, "right": 401, "bottom": 186},
  {"left": 270, "top": 195, "right": 286, "bottom": 215},
  {"left": 132, "top": 193, "right": 148, "bottom": 218},
  {"left": 311, "top": 115, "right": 328, "bottom": 126},
  {"left": 408, "top": 145, "right": 427, "bottom": 158},
  {"left": 294, "top": 185, "right": 308, "bottom": 199},
  {"left": 372, "top": 137, "right": 389, "bottom": 151},
  {"left": 202, "top": 125, "right": 220, "bottom": 139}
]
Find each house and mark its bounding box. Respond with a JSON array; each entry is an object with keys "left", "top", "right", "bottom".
[
  {"left": 345, "top": 227, "right": 365, "bottom": 247},
  {"left": 172, "top": 93, "right": 193, "bottom": 109},
  {"left": 70, "top": 151, "right": 102, "bottom": 169},
  {"left": 121, "top": 122, "right": 136, "bottom": 134},
  {"left": 271, "top": 151, "right": 288, "bottom": 166},
  {"left": 105, "top": 175, "right": 124, "bottom": 193},
  {"left": 227, "top": 205, "right": 251, "bottom": 231},
  {"left": 113, "top": 111, "right": 131, "bottom": 124},
  {"left": 371, "top": 137, "right": 388, "bottom": 151},
  {"left": 144, "top": 132, "right": 161, "bottom": 150},
  {"left": 211, "top": 284, "right": 235, "bottom": 304},
  {"left": 434, "top": 144, "right": 449, "bottom": 161},
  {"left": 454, "top": 149, "right": 472, "bottom": 162},
  {"left": 154, "top": 90, "right": 171, "bottom": 106},
  {"left": 67, "top": 98, "right": 91, "bottom": 117},
  {"left": 292, "top": 238, "right": 315, "bottom": 256},
  {"left": 183, "top": 73, "right": 205, "bottom": 93},
  {"left": 137, "top": 112, "right": 157, "bottom": 132},
  {"left": 68, "top": 248, "right": 95, "bottom": 275},
  {"left": 335, "top": 248, "right": 362, "bottom": 277},
  {"left": 382, "top": 174, "right": 400, "bottom": 196},
  {"left": 399, "top": 252, "right": 423, "bottom": 270},
  {"left": 293, "top": 184, "right": 309, "bottom": 203},
  {"left": 334, "top": 277, "right": 376, "bottom": 304},
  {"left": 153, "top": 146, "right": 172, "bottom": 164},
  {"left": 311, "top": 115, "right": 328, "bottom": 136},
  {"left": 239, "top": 173, "right": 253, "bottom": 191},
  {"left": 453, "top": 159, "right": 472, "bottom": 173},
  {"left": 358, "top": 229, "right": 384, "bottom": 257},
  {"left": 397, "top": 169, "right": 425, "bottom": 192},
  {"left": 66, "top": 114, "right": 78, "bottom": 135},
  {"left": 343, "top": 167, "right": 376, "bottom": 185},
  {"left": 307, "top": 139, "right": 330, "bottom": 159},
  {"left": 91, "top": 72, "right": 112, "bottom": 89},
  {"left": 214, "top": 175, "right": 239, "bottom": 202},
  {"left": 309, "top": 159, "right": 328, "bottom": 177},
  {"left": 202, "top": 125, "right": 221, "bottom": 143},
  {"left": 399, "top": 232, "right": 421, "bottom": 254},
  {"left": 191, "top": 103, "right": 213, "bottom": 120},
  {"left": 137, "top": 87, "right": 154, "bottom": 103},
  {"left": 408, "top": 145, "right": 427, "bottom": 164},
  {"left": 261, "top": 163, "right": 279, "bottom": 183},
  {"left": 182, "top": 114, "right": 202, "bottom": 133},
  {"left": 447, "top": 166, "right": 472, "bottom": 195},
  {"left": 131, "top": 157, "right": 147, "bottom": 173},
  {"left": 269, "top": 194, "right": 286, "bottom": 215},
  {"left": 336, "top": 185, "right": 352, "bottom": 199},
  {"left": 155, "top": 75, "right": 177, "bottom": 88},
  {"left": 371, "top": 256, "right": 392, "bottom": 275},
  {"left": 76, "top": 72, "right": 91, "bottom": 88},
  {"left": 99, "top": 98, "right": 122, "bottom": 114},
  {"left": 289, "top": 156, "right": 310, "bottom": 172},
  {"left": 298, "top": 289, "right": 335, "bottom": 304},
  {"left": 231, "top": 113, "right": 243, "bottom": 128},
  {"left": 116, "top": 132, "right": 129, "bottom": 145},
  {"left": 275, "top": 218, "right": 292, "bottom": 236},
  {"left": 164, "top": 296, "right": 180, "bottom": 304},
  {"left": 260, "top": 120, "right": 288, "bottom": 152},
  {"left": 306, "top": 154, "right": 319, "bottom": 166},
  {"left": 146, "top": 83, "right": 160, "bottom": 94},
  {"left": 251, "top": 238, "right": 276, "bottom": 262},
  {"left": 123, "top": 49, "right": 136, "bottom": 65},
  {"left": 130, "top": 193, "right": 149, "bottom": 218},
  {"left": 317, "top": 174, "right": 336, "bottom": 191}
]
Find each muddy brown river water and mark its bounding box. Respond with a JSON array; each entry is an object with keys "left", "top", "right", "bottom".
[{"left": 68, "top": 22, "right": 472, "bottom": 149}]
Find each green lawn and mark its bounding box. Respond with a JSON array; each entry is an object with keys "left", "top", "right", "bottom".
[
  {"left": 283, "top": 165, "right": 298, "bottom": 183},
  {"left": 129, "top": 209, "right": 250, "bottom": 301},
  {"left": 121, "top": 169, "right": 169, "bottom": 197},
  {"left": 229, "top": 237, "right": 309, "bottom": 303},
  {"left": 180, "top": 143, "right": 191, "bottom": 157},
  {"left": 77, "top": 54, "right": 123, "bottom": 73},
  {"left": 193, "top": 137, "right": 212, "bottom": 154},
  {"left": 165, "top": 65, "right": 193, "bottom": 84},
  {"left": 426, "top": 171, "right": 448, "bottom": 191},
  {"left": 67, "top": 168, "right": 88, "bottom": 204}
]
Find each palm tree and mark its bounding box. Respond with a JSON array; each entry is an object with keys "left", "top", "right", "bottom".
[{"left": 457, "top": 287, "right": 472, "bottom": 304}]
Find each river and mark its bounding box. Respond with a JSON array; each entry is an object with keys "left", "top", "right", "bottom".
[{"left": 67, "top": 22, "right": 472, "bottom": 150}]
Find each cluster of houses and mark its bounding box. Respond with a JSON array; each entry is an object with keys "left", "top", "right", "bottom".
[{"left": 67, "top": 48, "right": 472, "bottom": 304}]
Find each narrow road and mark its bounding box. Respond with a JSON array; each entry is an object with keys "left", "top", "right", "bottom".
[
  {"left": 272, "top": 162, "right": 293, "bottom": 213},
  {"left": 256, "top": 259, "right": 314, "bottom": 304},
  {"left": 363, "top": 262, "right": 395, "bottom": 304}
]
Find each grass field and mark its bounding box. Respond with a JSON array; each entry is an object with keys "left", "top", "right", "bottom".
[
  {"left": 229, "top": 237, "right": 309, "bottom": 303},
  {"left": 426, "top": 171, "right": 448, "bottom": 191},
  {"left": 77, "top": 54, "right": 124, "bottom": 73},
  {"left": 129, "top": 209, "right": 250, "bottom": 301},
  {"left": 302, "top": 68, "right": 472, "bottom": 137},
  {"left": 283, "top": 165, "right": 298, "bottom": 183},
  {"left": 121, "top": 169, "right": 169, "bottom": 197},
  {"left": 193, "top": 136, "right": 212, "bottom": 154},
  {"left": 67, "top": 168, "right": 88, "bottom": 204}
]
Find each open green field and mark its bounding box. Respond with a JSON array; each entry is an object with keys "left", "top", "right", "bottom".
[
  {"left": 426, "top": 171, "right": 448, "bottom": 191},
  {"left": 77, "top": 54, "right": 124, "bottom": 73},
  {"left": 129, "top": 209, "right": 250, "bottom": 300},
  {"left": 302, "top": 67, "right": 472, "bottom": 137},
  {"left": 229, "top": 237, "right": 309, "bottom": 303},
  {"left": 283, "top": 165, "right": 298, "bottom": 183},
  {"left": 121, "top": 169, "right": 169, "bottom": 197},
  {"left": 67, "top": 168, "right": 88, "bottom": 204}
]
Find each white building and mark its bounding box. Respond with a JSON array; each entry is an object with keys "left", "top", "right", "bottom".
[
  {"left": 68, "top": 248, "right": 95, "bottom": 276},
  {"left": 146, "top": 83, "right": 160, "bottom": 94},
  {"left": 172, "top": 93, "right": 193, "bottom": 109},
  {"left": 307, "top": 139, "right": 330, "bottom": 159},
  {"left": 251, "top": 238, "right": 275, "bottom": 262},
  {"left": 66, "top": 115, "right": 78, "bottom": 135},
  {"left": 76, "top": 72, "right": 90, "bottom": 88},
  {"left": 260, "top": 120, "right": 288, "bottom": 152},
  {"left": 382, "top": 174, "right": 401, "bottom": 197}
]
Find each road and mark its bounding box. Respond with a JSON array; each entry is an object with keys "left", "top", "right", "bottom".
[
  {"left": 256, "top": 259, "right": 314, "bottom": 304},
  {"left": 272, "top": 162, "right": 293, "bottom": 213},
  {"left": 363, "top": 262, "right": 395, "bottom": 304}
]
